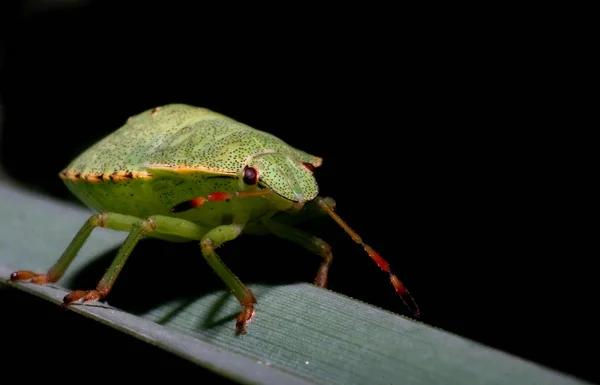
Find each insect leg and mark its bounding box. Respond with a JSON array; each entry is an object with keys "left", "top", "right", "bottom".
[
  {"left": 9, "top": 212, "right": 140, "bottom": 285},
  {"left": 199, "top": 224, "right": 256, "bottom": 335},
  {"left": 314, "top": 197, "right": 420, "bottom": 318},
  {"left": 62, "top": 215, "right": 206, "bottom": 305},
  {"left": 263, "top": 220, "right": 333, "bottom": 288}
]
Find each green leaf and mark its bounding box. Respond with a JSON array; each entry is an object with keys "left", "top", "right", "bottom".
[{"left": 0, "top": 180, "right": 589, "bottom": 385}]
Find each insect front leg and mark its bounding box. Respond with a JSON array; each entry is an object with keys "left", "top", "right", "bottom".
[
  {"left": 10, "top": 212, "right": 141, "bottom": 285},
  {"left": 199, "top": 224, "right": 257, "bottom": 335},
  {"left": 60, "top": 215, "right": 206, "bottom": 305},
  {"left": 263, "top": 219, "right": 333, "bottom": 288}
]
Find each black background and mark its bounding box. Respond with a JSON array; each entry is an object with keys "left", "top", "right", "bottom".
[{"left": 0, "top": 2, "right": 594, "bottom": 384}]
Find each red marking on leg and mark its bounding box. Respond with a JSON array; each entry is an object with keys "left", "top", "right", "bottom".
[
  {"left": 46, "top": 269, "right": 62, "bottom": 283},
  {"left": 83, "top": 290, "right": 102, "bottom": 302},
  {"left": 96, "top": 280, "right": 112, "bottom": 298},
  {"left": 207, "top": 192, "right": 232, "bottom": 202},
  {"left": 363, "top": 245, "right": 390, "bottom": 272},
  {"left": 63, "top": 290, "right": 87, "bottom": 305},
  {"left": 9, "top": 271, "right": 37, "bottom": 282},
  {"left": 10, "top": 269, "right": 62, "bottom": 284},
  {"left": 30, "top": 275, "right": 50, "bottom": 285},
  {"left": 314, "top": 245, "right": 333, "bottom": 288},
  {"left": 314, "top": 267, "right": 329, "bottom": 288},
  {"left": 236, "top": 306, "right": 256, "bottom": 335},
  {"left": 63, "top": 289, "right": 105, "bottom": 306},
  {"left": 235, "top": 288, "right": 257, "bottom": 334}
]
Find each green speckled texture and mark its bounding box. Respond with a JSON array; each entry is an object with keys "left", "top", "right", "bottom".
[{"left": 62, "top": 104, "right": 322, "bottom": 234}]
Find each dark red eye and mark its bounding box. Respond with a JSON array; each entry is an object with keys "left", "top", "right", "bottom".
[
  {"left": 301, "top": 162, "right": 315, "bottom": 172},
  {"left": 243, "top": 166, "right": 258, "bottom": 185}
]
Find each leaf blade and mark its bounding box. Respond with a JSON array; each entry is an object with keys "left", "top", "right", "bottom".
[{"left": 0, "top": 181, "right": 590, "bottom": 385}]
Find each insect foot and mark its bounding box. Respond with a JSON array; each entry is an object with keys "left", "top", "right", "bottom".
[
  {"left": 236, "top": 306, "right": 256, "bottom": 335},
  {"left": 9, "top": 270, "right": 60, "bottom": 285},
  {"left": 62, "top": 289, "right": 106, "bottom": 307}
]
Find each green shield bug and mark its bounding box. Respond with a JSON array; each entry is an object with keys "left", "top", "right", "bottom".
[{"left": 10, "top": 104, "right": 419, "bottom": 334}]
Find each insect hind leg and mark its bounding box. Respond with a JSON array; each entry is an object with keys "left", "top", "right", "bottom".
[{"left": 263, "top": 219, "right": 334, "bottom": 288}]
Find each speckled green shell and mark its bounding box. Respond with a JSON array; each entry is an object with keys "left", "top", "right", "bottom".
[{"left": 60, "top": 104, "right": 322, "bottom": 231}]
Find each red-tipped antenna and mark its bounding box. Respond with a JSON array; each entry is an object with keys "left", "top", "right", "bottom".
[{"left": 316, "top": 197, "right": 420, "bottom": 317}]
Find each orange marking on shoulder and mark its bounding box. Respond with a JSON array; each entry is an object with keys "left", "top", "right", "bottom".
[
  {"left": 84, "top": 173, "right": 104, "bottom": 183},
  {"left": 60, "top": 170, "right": 152, "bottom": 183},
  {"left": 132, "top": 171, "right": 153, "bottom": 180},
  {"left": 107, "top": 171, "right": 153, "bottom": 182},
  {"left": 60, "top": 170, "right": 83, "bottom": 181},
  {"left": 148, "top": 163, "right": 235, "bottom": 175}
]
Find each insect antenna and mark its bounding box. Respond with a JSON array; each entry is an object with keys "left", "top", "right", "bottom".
[{"left": 316, "top": 197, "right": 420, "bottom": 318}]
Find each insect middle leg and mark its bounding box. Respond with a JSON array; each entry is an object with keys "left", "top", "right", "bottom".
[{"left": 199, "top": 224, "right": 256, "bottom": 334}]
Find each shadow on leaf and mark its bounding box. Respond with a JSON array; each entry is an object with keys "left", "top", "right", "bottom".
[{"left": 66, "top": 232, "right": 321, "bottom": 330}]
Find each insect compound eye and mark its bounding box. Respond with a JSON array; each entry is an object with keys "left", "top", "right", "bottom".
[
  {"left": 242, "top": 166, "right": 259, "bottom": 185},
  {"left": 301, "top": 162, "right": 315, "bottom": 172}
]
